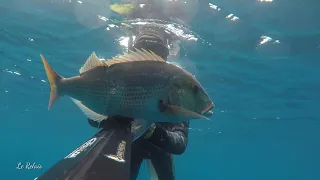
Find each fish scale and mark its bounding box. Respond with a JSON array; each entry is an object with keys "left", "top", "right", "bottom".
[
  {"left": 106, "top": 82, "right": 166, "bottom": 117},
  {"left": 102, "top": 62, "right": 172, "bottom": 117}
]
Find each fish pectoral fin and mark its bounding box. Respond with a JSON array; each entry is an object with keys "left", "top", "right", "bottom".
[
  {"left": 79, "top": 52, "right": 105, "bottom": 74},
  {"left": 160, "top": 102, "right": 211, "bottom": 120},
  {"left": 132, "top": 119, "right": 153, "bottom": 141},
  {"left": 70, "top": 97, "right": 108, "bottom": 122}
]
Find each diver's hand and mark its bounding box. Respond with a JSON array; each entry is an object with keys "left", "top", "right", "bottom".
[{"left": 143, "top": 123, "right": 157, "bottom": 139}]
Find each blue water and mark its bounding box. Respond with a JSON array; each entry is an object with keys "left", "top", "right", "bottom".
[{"left": 1, "top": 0, "right": 320, "bottom": 179}]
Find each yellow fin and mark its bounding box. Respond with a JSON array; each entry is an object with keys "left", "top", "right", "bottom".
[
  {"left": 103, "top": 48, "right": 165, "bottom": 66},
  {"left": 40, "top": 54, "right": 63, "bottom": 110},
  {"left": 79, "top": 52, "right": 105, "bottom": 74}
]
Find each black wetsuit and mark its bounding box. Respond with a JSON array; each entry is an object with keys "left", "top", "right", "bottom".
[
  {"left": 130, "top": 121, "right": 189, "bottom": 180},
  {"left": 88, "top": 118, "right": 189, "bottom": 180},
  {"left": 88, "top": 3, "right": 190, "bottom": 179}
]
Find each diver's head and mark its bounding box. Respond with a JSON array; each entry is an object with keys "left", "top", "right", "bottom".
[{"left": 132, "top": 26, "right": 169, "bottom": 60}]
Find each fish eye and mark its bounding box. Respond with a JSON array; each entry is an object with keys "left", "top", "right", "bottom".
[
  {"left": 173, "top": 82, "right": 182, "bottom": 88},
  {"left": 192, "top": 85, "right": 199, "bottom": 94}
]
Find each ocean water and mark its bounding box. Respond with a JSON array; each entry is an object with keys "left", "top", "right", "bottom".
[{"left": 1, "top": 0, "right": 320, "bottom": 180}]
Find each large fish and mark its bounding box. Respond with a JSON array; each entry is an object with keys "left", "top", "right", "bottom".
[{"left": 40, "top": 48, "right": 214, "bottom": 140}]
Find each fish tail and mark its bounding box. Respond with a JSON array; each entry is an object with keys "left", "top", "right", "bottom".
[{"left": 40, "top": 54, "right": 63, "bottom": 110}]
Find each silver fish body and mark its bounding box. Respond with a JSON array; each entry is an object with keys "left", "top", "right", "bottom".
[{"left": 40, "top": 49, "right": 214, "bottom": 141}]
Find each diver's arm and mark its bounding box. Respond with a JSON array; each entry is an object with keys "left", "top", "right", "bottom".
[{"left": 148, "top": 121, "right": 189, "bottom": 155}]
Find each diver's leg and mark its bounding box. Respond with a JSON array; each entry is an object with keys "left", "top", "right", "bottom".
[
  {"left": 130, "top": 140, "right": 145, "bottom": 180},
  {"left": 130, "top": 153, "right": 143, "bottom": 180},
  {"left": 150, "top": 152, "right": 175, "bottom": 180}
]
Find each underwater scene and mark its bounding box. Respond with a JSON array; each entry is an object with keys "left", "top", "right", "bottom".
[{"left": 1, "top": 0, "right": 319, "bottom": 180}]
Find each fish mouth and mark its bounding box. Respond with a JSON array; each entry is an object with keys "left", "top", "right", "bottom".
[{"left": 201, "top": 103, "right": 214, "bottom": 115}]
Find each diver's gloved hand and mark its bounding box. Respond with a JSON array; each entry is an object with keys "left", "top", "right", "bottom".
[
  {"left": 143, "top": 123, "right": 168, "bottom": 142},
  {"left": 143, "top": 123, "right": 157, "bottom": 139},
  {"left": 139, "top": 123, "right": 171, "bottom": 157}
]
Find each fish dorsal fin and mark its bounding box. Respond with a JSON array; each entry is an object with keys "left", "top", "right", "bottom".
[
  {"left": 79, "top": 52, "right": 105, "bottom": 74},
  {"left": 104, "top": 48, "right": 165, "bottom": 66},
  {"left": 80, "top": 49, "right": 165, "bottom": 73}
]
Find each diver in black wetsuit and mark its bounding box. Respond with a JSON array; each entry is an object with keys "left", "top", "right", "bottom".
[
  {"left": 87, "top": 31, "right": 189, "bottom": 180},
  {"left": 88, "top": 2, "right": 190, "bottom": 179}
]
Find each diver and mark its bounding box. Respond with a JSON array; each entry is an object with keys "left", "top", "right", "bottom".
[
  {"left": 87, "top": 22, "right": 189, "bottom": 180},
  {"left": 87, "top": 1, "right": 190, "bottom": 180}
]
